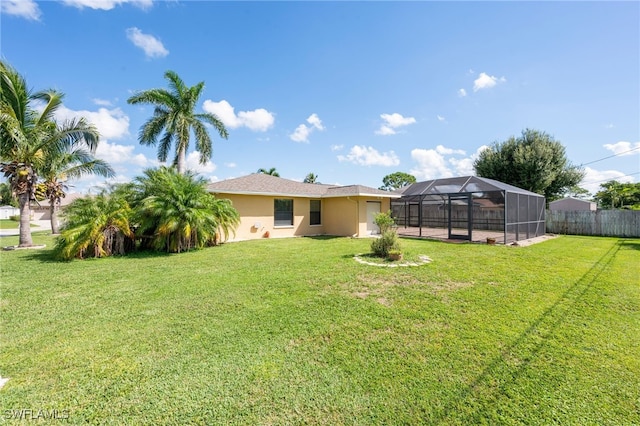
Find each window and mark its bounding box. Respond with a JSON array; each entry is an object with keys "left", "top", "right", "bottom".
[
  {"left": 274, "top": 199, "right": 293, "bottom": 226},
  {"left": 310, "top": 200, "right": 321, "bottom": 226}
]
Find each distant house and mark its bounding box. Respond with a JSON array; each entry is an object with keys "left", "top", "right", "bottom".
[
  {"left": 207, "top": 173, "right": 400, "bottom": 241},
  {"left": 0, "top": 205, "right": 20, "bottom": 220},
  {"left": 549, "top": 197, "right": 596, "bottom": 212},
  {"left": 31, "top": 193, "right": 85, "bottom": 220}
]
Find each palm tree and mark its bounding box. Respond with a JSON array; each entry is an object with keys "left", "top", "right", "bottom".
[
  {"left": 36, "top": 146, "right": 114, "bottom": 234},
  {"left": 53, "top": 189, "right": 134, "bottom": 260},
  {"left": 127, "top": 71, "right": 228, "bottom": 175},
  {"left": 303, "top": 173, "right": 318, "bottom": 183},
  {"left": 132, "top": 167, "right": 239, "bottom": 253},
  {"left": 0, "top": 61, "right": 101, "bottom": 247},
  {"left": 257, "top": 167, "right": 279, "bottom": 177}
]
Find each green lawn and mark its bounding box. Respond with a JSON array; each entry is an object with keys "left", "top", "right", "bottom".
[
  {"left": 0, "top": 234, "right": 638, "bottom": 424},
  {"left": 0, "top": 219, "right": 39, "bottom": 230}
]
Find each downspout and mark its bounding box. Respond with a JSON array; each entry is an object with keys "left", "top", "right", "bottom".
[{"left": 347, "top": 197, "right": 359, "bottom": 237}]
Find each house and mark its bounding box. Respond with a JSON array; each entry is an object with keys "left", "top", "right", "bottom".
[
  {"left": 207, "top": 173, "right": 400, "bottom": 241},
  {"left": 549, "top": 197, "right": 596, "bottom": 212},
  {"left": 0, "top": 205, "right": 20, "bottom": 220},
  {"left": 30, "top": 193, "right": 84, "bottom": 220}
]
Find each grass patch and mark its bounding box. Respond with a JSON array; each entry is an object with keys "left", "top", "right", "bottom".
[
  {"left": 0, "top": 219, "right": 39, "bottom": 230},
  {"left": 0, "top": 234, "right": 638, "bottom": 424}
]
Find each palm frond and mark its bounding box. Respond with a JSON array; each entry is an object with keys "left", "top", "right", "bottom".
[
  {"left": 192, "top": 119, "right": 212, "bottom": 162},
  {"left": 195, "top": 112, "right": 229, "bottom": 139},
  {"left": 32, "top": 90, "right": 64, "bottom": 126}
]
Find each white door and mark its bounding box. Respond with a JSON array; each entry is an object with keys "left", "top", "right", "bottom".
[{"left": 366, "top": 202, "right": 381, "bottom": 235}]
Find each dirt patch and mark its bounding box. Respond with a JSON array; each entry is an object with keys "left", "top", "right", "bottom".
[{"left": 376, "top": 297, "right": 391, "bottom": 306}]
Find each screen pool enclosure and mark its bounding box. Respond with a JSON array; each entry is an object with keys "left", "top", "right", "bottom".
[{"left": 391, "top": 176, "right": 546, "bottom": 244}]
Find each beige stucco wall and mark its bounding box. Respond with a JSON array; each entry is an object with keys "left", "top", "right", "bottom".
[
  {"left": 216, "top": 194, "right": 325, "bottom": 241},
  {"left": 216, "top": 193, "right": 392, "bottom": 241}
]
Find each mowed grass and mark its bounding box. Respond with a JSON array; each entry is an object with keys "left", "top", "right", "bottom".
[
  {"left": 0, "top": 219, "right": 40, "bottom": 230},
  {"left": 0, "top": 234, "right": 638, "bottom": 424}
]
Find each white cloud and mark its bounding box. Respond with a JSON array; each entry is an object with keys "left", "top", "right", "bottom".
[
  {"left": 1, "top": 0, "right": 41, "bottom": 20},
  {"left": 126, "top": 27, "right": 169, "bottom": 59},
  {"left": 375, "top": 113, "right": 416, "bottom": 135},
  {"left": 54, "top": 105, "right": 130, "bottom": 140},
  {"left": 473, "top": 72, "right": 506, "bottom": 92},
  {"left": 330, "top": 144, "right": 344, "bottom": 152},
  {"left": 92, "top": 98, "right": 113, "bottom": 107},
  {"left": 62, "top": 0, "right": 153, "bottom": 10},
  {"left": 202, "top": 100, "right": 275, "bottom": 132},
  {"left": 435, "top": 145, "right": 465, "bottom": 155},
  {"left": 290, "top": 124, "right": 312, "bottom": 143},
  {"left": 381, "top": 113, "right": 416, "bottom": 128},
  {"left": 95, "top": 140, "right": 150, "bottom": 167},
  {"left": 306, "top": 113, "right": 325, "bottom": 130},
  {"left": 458, "top": 88, "right": 467, "bottom": 98},
  {"left": 603, "top": 141, "right": 640, "bottom": 156},
  {"left": 448, "top": 157, "right": 475, "bottom": 176},
  {"left": 581, "top": 167, "right": 636, "bottom": 195},
  {"left": 289, "top": 113, "right": 325, "bottom": 143},
  {"left": 410, "top": 145, "right": 488, "bottom": 180},
  {"left": 375, "top": 125, "right": 396, "bottom": 136},
  {"left": 185, "top": 151, "right": 217, "bottom": 176},
  {"left": 225, "top": 162, "right": 237, "bottom": 168},
  {"left": 437, "top": 115, "right": 446, "bottom": 122},
  {"left": 409, "top": 149, "right": 453, "bottom": 180},
  {"left": 337, "top": 145, "right": 400, "bottom": 167}
]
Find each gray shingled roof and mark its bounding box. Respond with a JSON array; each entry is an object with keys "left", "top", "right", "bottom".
[{"left": 207, "top": 173, "right": 400, "bottom": 198}]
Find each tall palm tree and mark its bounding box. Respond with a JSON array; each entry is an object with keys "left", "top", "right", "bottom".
[
  {"left": 0, "top": 61, "right": 101, "bottom": 247},
  {"left": 36, "top": 146, "right": 114, "bottom": 234},
  {"left": 257, "top": 167, "right": 279, "bottom": 177},
  {"left": 127, "top": 71, "right": 228, "bottom": 175}
]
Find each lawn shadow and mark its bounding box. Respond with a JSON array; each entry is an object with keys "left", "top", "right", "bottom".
[
  {"left": 432, "top": 239, "right": 623, "bottom": 424},
  {"left": 20, "top": 246, "right": 177, "bottom": 264},
  {"left": 618, "top": 238, "right": 640, "bottom": 251},
  {"left": 304, "top": 235, "right": 344, "bottom": 241}
]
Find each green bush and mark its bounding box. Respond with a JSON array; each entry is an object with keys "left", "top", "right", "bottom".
[
  {"left": 9, "top": 215, "right": 19, "bottom": 221},
  {"left": 370, "top": 211, "right": 400, "bottom": 257}
]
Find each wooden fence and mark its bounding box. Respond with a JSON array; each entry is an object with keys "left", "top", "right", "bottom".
[{"left": 546, "top": 210, "right": 640, "bottom": 238}]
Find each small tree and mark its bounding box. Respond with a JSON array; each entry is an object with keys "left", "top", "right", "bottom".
[
  {"left": 53, "top": 190, "right": 135, "bottom": 260},
  {"left": 370, "top": 210, "right": 400, "bottom": 258}
]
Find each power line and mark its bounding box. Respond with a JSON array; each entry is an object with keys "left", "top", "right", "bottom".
[{"left": 581, "top": 146, "right": 640, "bottom": 166}]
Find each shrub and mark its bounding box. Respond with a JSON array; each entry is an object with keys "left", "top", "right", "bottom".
[
  {"left": 370, "top": 211, "right": 400, "bottom": 257},
  {"left": 53, "top": 191, "right": 135, "bottom": 260}
]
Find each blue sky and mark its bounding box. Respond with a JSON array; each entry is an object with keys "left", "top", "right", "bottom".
[{"left": 2, "top": 0, "right": 639, "bottom": 195}]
